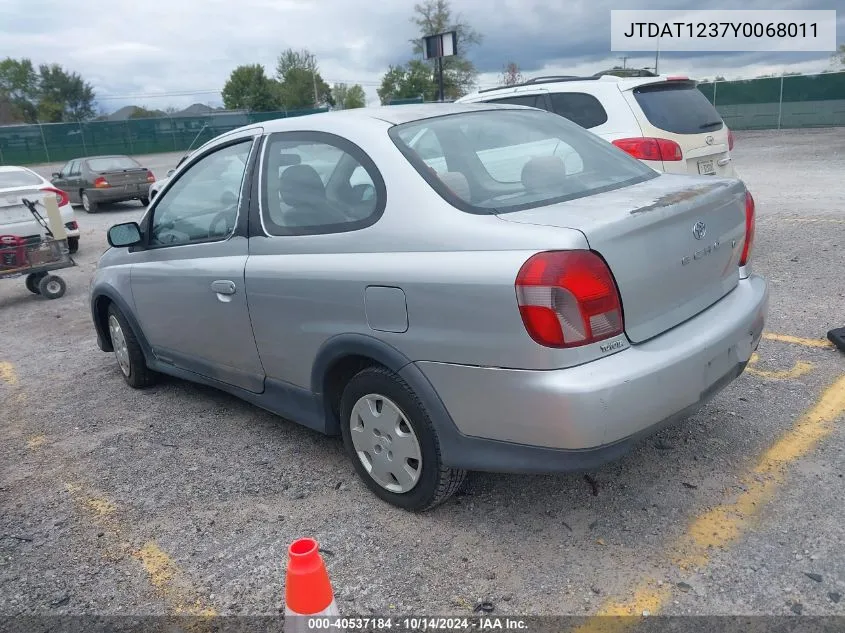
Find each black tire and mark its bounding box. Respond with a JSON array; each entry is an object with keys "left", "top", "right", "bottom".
[
  {"left": 106, "top": 303, "right": 158, "bottom": 389},
  {"left": 25, "top": 272, "right": 45, "bottom": 294},
  {"left": 139, "top": 196, "right": 150, "bottom": 206},
  {"left": 67, "top": 236, "right": 79, "bottom": 254},
  {"left": 38, "top": 275, "right": 66, "bottom": 299},
  {"left": 81, "top": 191, "right": 98, "bottom": 213},
  {"left": 339, "top": 366, "right": 465, "bottom": 511}
]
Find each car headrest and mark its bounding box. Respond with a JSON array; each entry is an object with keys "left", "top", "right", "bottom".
[
  {"left": 279, "top": 165, "right": 325, "bottom": 207},
  {"left": 521, "top": 156, "right": 567, "bottom": 194},
  {"left": 438, "top": 171, "right": 471, "bottom": 201}
]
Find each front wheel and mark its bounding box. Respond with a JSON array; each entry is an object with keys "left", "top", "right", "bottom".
[
  {"left": 106, "top": 303, "right": 158, "bottom": 388},
  {"left": 339, "top": 366, "right": 465, "bottom": 511}
]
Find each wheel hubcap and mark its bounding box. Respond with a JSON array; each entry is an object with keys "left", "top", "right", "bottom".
[
  {"left": 82, "top": 195, "right": 89, "bottom": 211},
  {"left": 46, "top": 280, "right": 61, "bottom": 294},
  {"left": 108, "top": 315, "right": 131, "bottom": 376},
  {"left": 350, "top": 394, "right": 422, "bottom": 494}
]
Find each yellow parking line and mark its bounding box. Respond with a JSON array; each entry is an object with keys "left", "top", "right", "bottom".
[
  {"left": 746, "top": 353, "right": 814, "bottom": 380},
  {"left": 26, "top": 434, "right": 46, "bottom": 450},
  {"left": 575, "top": 373, "right": 845, "bottom": 630},
  {"left": 0, "top": 361, "right": 18, "bottom": 386},
  {"left": 763, "top": 333, "right": 833, "bottom": 349},
  {"left": 64, "top": 482, "right": 217, "bottom": 616}
]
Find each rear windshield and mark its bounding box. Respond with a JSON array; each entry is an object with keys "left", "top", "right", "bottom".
[
  {"left": 0, "top": 170, "right": 43, "bottom": 188},
  {"left": 633, "top": 82, "right": 724, "bottom": 134},
  {"left": 389, "top": 108, "right": 656, "bottom": 215},
  {"left": 86, "top": 156, "right": 142, "bottom": 172}
]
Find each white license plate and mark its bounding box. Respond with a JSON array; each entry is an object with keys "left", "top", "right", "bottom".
[
  {"left": 124, "top": 184, "right": 137, "bottom": 192},
  {"left": 698, "top": 160, "right": 716, "bottom": 175}
]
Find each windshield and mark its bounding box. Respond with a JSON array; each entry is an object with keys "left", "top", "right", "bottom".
[
  {"left": 389, "top": 108, "right": 657, "bottom": 214},
  {"left": 86, "top": 156, "right": 143, "bottom": 172},
  {"left": 0, "top": 169, "right": 43, "bottom": 188}
]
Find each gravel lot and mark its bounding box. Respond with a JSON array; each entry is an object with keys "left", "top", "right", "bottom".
[{"left": 1, "top": 129, "right": 844, "bottom": 620}]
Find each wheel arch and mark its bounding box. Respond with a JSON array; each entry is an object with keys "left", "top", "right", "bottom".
[
  {"left": 311, "top": 334, "right": 460, "bottom": 449},
  {"left": 91, "top": 288, "right": 153, "bottom": 363}
]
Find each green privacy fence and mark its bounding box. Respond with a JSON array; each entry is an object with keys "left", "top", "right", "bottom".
[
  {"left": 0, "top": 107, "right": 328, "bottom": 166},
  {"left": 697, "top": 70, "right": 845, "bottom": 130}
]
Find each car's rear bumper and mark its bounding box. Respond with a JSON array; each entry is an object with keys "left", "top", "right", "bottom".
[
  {"left": 417, "top": 274, "right": 768, "bottom": 472},
  {"left": 87, "top": 184, "right": 150, "bottom": 203}
]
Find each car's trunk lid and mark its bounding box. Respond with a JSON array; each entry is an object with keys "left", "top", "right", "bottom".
[
  {"left": 0, "top": 187, "right": 51, "bottom": 228},
  {"left": 497, "top": 174, "right": 747, "bottom": 343},
  {"left": 85, "top": 158, "right": 150, "bottom": 187}
]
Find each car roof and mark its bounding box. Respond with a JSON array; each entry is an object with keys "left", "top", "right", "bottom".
[
  {"left": 0, "top": 165, "right": 35, "bottom": 173},
  {"left": 259, "top": 102, "right": 525, "bottom": 132},
  {"left": 459, "top": 74, "right": 692, "bottom": 100}
]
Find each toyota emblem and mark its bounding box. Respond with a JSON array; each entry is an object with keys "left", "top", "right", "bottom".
[
  {"left": 692, "top": 221, "right": 707, "bottom": 240},
  {"left": 705, "top": 135, "right": 715, "bottom": 145}
]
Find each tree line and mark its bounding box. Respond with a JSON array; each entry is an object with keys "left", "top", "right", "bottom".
[{"left": 0, "top": 58, "right": 96, "bottom": 124}]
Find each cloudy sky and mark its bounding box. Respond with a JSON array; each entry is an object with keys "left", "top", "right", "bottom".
[{"left": 1, "top": 0, "right": 843, "bottom": 113}]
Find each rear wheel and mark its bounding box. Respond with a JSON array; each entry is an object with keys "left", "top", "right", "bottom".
[
  {"left": 38, "top": 275, "right": 66, "bottom": 299},
  {"left": 139, "top": 196, "right": 150, "bottom": 207},
  {"left": 106, "top": 303, "right": 158, "bottom": 388},
  {"left": 81, "top": 191, "right": 97, "bottom": 213},
  {"left": 25, "top": 272, "right": 45, "bottom": 294},
  {"left": 339, "top": 366, "right": 465, "bottom": 511},
  {"left": 67, "top": 236, "right": 79, "bottom": 253}
]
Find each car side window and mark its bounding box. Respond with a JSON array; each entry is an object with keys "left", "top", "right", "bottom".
[
  {"left": 261, "top": 132, "right": 386, "bottom": 236},
  {"left": 148, "top": 139, "right": 252, "bottom": 247},
  {"left": 550, "top": 92, "right": 608, "bottom": 129},
  {"left": 70, "top": 160, "right": 81, "bottom": 176},
  {"left": 488, "top": 95, "right": 543, "bottom": 109}
]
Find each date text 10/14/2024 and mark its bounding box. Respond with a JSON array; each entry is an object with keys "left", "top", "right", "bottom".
[{"left": 305, "top": 616, "right": 529, "bottom": 631}]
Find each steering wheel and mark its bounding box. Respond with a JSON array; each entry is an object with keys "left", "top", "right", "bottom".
[{"left": 208, "top": 207, "right": 237, "bottom": 238}]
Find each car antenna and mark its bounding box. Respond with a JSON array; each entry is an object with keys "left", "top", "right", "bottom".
[{"left": 183, "top": 124, "right": 208, "bottom": 159}]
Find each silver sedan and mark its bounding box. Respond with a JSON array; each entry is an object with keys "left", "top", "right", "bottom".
[{"left": 89, "top": 103, "right": 768, "bottom": 511}]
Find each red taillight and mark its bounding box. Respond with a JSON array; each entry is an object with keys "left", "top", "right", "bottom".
[
  {"left": 612, "top": 137, "right": 683, "bottom": 162},
  {"left": 146, "top": 170, "right": 156, "bottom": 183},
  {"left": 515, "top": 251, "right": 624, "bottom": 348},
  {"left": 740, "top": 190, "right": 755, "bottom": 267},
  {"left": 40, "top": 186, "right": 69, "bottom": 207},
  {"left": 667, "top": 75, "right": 689, "bottom": 81},
  {"left": 94, "top": 176, "right": 110, "bottom": 188},
  {"left": 728, "top": 129, "right": 735, "bottom": 151},
  {"left": 65, "top": 221, "right": 78, "bottom": 230}
]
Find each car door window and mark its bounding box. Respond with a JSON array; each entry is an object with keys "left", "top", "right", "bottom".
[
  {"left": 261, "top": 132, "right": 386, "bottom": 235},
  {"left": 69, "top": 160, "right": 81, "bottom": 176},
  {"left": 148, "top": 139, "right": 252, "bottom": 246},
  {"left": 550, "top": 92, "right": 608, "bottom": 129}
]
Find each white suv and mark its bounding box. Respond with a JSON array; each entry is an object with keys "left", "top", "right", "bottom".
[{"left": 457, "top": 74, "right": 736, "bottom": 178}]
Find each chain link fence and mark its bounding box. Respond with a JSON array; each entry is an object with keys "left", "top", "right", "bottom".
[
  {"left": 0, "top": 107, "right": 328, "bottom": 166},
  {"left": 697, "top": 70, "right": 845, "bottom": 131}
]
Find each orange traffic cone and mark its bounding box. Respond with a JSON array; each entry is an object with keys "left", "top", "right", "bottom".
[{"left": 284, "top": 537, "right": 342, "bottom": 632}]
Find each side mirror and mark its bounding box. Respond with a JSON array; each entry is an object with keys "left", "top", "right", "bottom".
[
  {"left": 166, "top": 169, "right": 175, "bottom": 177},
  {"left": 52, "top": 172, "right": 61, "bottom": 179},
  {"left": 107, "top": 222, "right": 143, "bottom": 248}
]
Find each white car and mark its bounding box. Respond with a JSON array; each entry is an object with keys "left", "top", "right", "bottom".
[
  {"left": 0, "top": 166, "right": 80, "bottom": 253},
  {"left": 457, "top": 73, "right": 736, "bottom": 178}
]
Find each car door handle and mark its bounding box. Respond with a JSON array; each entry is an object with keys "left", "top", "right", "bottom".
[
  {"left": 717, "top": 157, "right": 731, "bottom": 166},
  {"left": 210, "top": 280, "right": 236, "bottom": 295}
]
